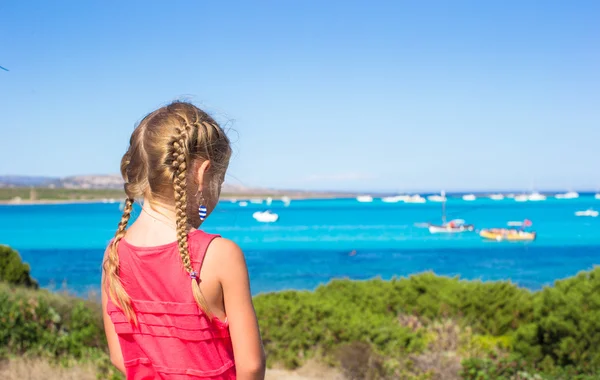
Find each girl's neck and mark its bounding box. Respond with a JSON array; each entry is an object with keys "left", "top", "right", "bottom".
[
  {"left": 124, "top": 199, "right": 196, "bottom": 248},
  {"left": 141, "top": 200, "right": 177, "bottom": 229}
]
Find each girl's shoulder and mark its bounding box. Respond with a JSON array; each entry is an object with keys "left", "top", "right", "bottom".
[{"left": 200, "top": 236, "right": 248, "bottom": 278}]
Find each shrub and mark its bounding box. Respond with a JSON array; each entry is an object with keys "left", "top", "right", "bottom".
[
  {"left": 514, "top": 268, "right": 600, "bottom": 372},
  {"left": 2, "top": 252, "right": 600, "bottom": 379},
  {"left": 0, "top": 245, "right": 37, "bottom": 288}
]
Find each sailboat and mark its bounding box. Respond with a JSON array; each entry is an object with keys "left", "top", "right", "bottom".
[
  {"left": 428, "top": 191, "right": 474, "bottom": 234},
  {"left": 555, "top": 191, "right": 579, "bottom": 199}
]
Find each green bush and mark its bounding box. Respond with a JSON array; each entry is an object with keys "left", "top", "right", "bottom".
[
  {"left": 253, "top": 272, "right": 535, "bottom": 371},
  {"left": 2, "top": 243, "right": 600, "bottom": 379},
  {"left": 514, "top": 269, "right": 600, "bottom": 372},
  {"left": 0, "top": 245, "right": 38, "bottom": 288},
  {"left": 0, "top": 281, "right": 118, "bottom": 378}
]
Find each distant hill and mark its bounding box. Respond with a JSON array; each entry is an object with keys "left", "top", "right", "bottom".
[
  {"left": 0, "top": 176, "right": 59, "bottom": 187},
  {"left": 0, "top": 175, "right": 283, "bottom": 195},
  {"left": 0, "top": 175, "right": 123, "bottom": 190}
]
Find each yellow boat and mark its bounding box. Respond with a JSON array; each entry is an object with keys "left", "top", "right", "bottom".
[{"left": 480, "top": 228, "right": 536, "bottom": 242}]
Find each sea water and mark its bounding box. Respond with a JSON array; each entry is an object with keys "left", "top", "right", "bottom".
[{"left": 0, "top": 196, "right": 599, "bottom": 296}]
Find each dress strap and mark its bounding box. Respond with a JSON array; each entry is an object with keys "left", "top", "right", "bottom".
[{"left": 189, "top": 230, "right": 220, "bottom": 275}]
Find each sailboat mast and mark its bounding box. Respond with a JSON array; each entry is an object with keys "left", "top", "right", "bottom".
[{"left": 441, "top": 190, "right": 446, "bottom": 224}]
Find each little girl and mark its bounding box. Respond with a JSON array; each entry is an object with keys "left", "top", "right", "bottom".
[{"left": 102, "top": 102, "right": 265, "bottom": 379}]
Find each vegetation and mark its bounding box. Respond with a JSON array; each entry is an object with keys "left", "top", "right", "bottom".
[
  {"left": 0, "top": 187, "right": 125, "bottom": 202},
  {"left": 1, "top": 244, "right": 599, "bottom": 379},
  {"left": 253, "top": 271, "right": 600, "bottom": 379},
  {"left": 0, "top": 245, "right": 38, "bottom": 288},
  {"left": 0, "top": 187, "right": 344, "bottom": 203}
]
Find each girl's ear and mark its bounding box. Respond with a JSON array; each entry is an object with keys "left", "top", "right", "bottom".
[{"left": 194, "top": 160, "right": 211, "bottom": 190}]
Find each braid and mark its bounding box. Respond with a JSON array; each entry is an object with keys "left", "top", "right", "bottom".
[
  {"left": 103, "top": 197, "right": 136, "bottom": 323},
  {"left": 172, "top": 126, "right": 213, "bottom": 318}
]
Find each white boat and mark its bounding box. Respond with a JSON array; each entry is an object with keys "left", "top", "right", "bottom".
[
  {"left": 428, "top": 192, "right": 473, "bottom": 234},
  {"left": 429, "top": 221, "right": 474, "bottom": 234},
  {"left": 528, "top": 192, "right": 547, "bottom": 201},
  {"left": 405, "top": 195, "right": 426, "bottom": 203},
  {"left": 281, "top": 196, "right": 291, "bottom": 207},
  {"left": 428, "top": 194, "right": 446, "bottom": 202},
  {"left": 575, "top": 209, "right": 599, "bottom": 217},
  {"left": 252, "top": 210, "right": 279, "bottom": 223},
  {"left": 382, "top": 195, "right": 408, "bottom": 203},
  {"left": 462, "top": 194, "right": 477, "bottom": 201},
  {"left": 489, "top": 194, "right": 505, "bottom": 201},
  {"left": 514, "top": 195, "right": 529, "bottom": 202},
  {"left": 250, "top": 198, "right": 263, "bottom": 204},
  {"left": 266, "top": 197, "right": 273, "bottom": 206},
  {"left": 556, "top": 191, "right": 579, "bottom": 200},
  {"left": 596, "top": 193, "right": 600, "bottom": 200},
  {"left": 356, "top": 195, "right": 373, "bottom": 203},
  {"left": 238, "top": 201, "right": 248, "bottom": 207}
]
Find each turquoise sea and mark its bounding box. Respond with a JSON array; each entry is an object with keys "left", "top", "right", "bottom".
[{"left": 1, "top": 195, "right": 599, "bottom": 296}]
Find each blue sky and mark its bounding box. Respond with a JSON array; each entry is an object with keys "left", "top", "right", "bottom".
[{"left": 0, "top": 1, "right": 599, "bottom": 192}]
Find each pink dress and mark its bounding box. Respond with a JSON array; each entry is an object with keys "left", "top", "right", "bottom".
[{"left": 107, "top": 230, "right": 236, "bottom": 379}]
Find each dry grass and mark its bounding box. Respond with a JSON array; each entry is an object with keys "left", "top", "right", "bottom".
[
  {"left": 266, "top": 360, "right": 343, "bottom": 380},
  {"left": 0, "top": 357, "right": 341, "bottom": 380},
  {"left": 0, "top": 357, "right": 97, "bottom": 380}
]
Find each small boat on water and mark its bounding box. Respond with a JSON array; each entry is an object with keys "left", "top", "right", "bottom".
[
  {"left": 555, "top": 191, "right": 579, "bottom": 200},
  {"left": 595, "top": 193, "right": 600, "bottom": 200},
  {"left": 250, "top": 198, "right": 264, "bottom": 204},
  {"left": 480, "top": 219, "right": 535, "bottom": 241},
  {"left": 489, "top": 194, "right": 505, "bottom": 201},
  {"left": 238, "top": 201, "right": 249, "bottom": 207},
  {"left": 281, "top": 196, "right": 291, "bottom": 207},
  {"left": 382, "top": 195, "right": 408, "bottom": 203},
  {"left": 428, "top": 194, "right": 446, "bottom": 202},
  {"left": 429, "top": 219, "right": 474, "bottom": 234},
  {"left": 252, "top": 210, "right": 279, "bottom": 223},
  {"left": 514, "top": 194, "right": 529, "bottom": 202},
  {"left": 515, "top": 192, "right": 546, "bottom": 202},
  {"left": 428, "top": 191, "right": 474, "bottom": 234},
  {"left": 356, "top": 195, "right": 373, "bottom": 203},
  {"left": 528, "top": 192, "right": 546, "bottom": 201},
  {"left": 462, "top": 194, "right": 477, "bottom": 201},
  {"left": 575, "top": 209, "right": 599, "bottom": 217},
  {"left": 480, "top": 229, "right": 536, "bottom": 242},
  {"left": 405, "top": 195, "right": 426, "bottom": 203}
]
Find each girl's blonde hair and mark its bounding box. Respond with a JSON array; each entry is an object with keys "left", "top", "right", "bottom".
[{"left": 103, "top": 101, "right": 231, "bottom": 322}]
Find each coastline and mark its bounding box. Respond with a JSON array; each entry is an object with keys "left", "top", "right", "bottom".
[
  {"left": 0, "top": 199, "right": 112, "bottom": 206},
  {"left": 0, "top": 193, "right": 356, "bottom": 206}
]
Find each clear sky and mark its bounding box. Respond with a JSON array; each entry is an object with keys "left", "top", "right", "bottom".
[{"left": 1, "top": 1, "right": 599, "bottom": 192}]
